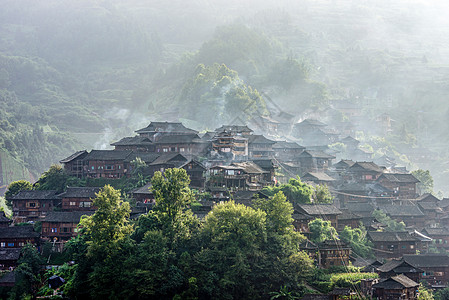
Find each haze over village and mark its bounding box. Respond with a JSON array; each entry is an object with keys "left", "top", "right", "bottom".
[{"left": 1, "top": 0, "right": 449, "bottom": 299}]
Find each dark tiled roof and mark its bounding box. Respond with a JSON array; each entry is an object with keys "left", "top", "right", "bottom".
[
  {"left": 417, "top": 193, "right": 439, "bottom": 203},
  {"left": 403, "top": 254, "right": 449, "bottom": 268},
  {"left": 0, "top": 271, "right": 16, "bottom": 284},
  {"left": 368, "top": 231, "right": 417, "bottom": 242},
  {"left": 298, "top": 150, "right": 335, "bottom": 159},
  {"left": 215, "top": 125, "right": 253, "bottom": 133},
  {"left": 0, "top": 248, "right": 21, "bottom": 261},
  {"left": 378, "top": 173, "right": 419, "bottom": 183},
  {"left": 180, "top": 159, "right": 207, "bottom": 171},
  {"left": 272, "top": 141, "right": 305, "bottom": 149},
  {"left": 252, "top": 159, "right": 277, "bottom": 171},
  {"left": 341, "top": 136, "right": 360, "bottom": 144},
  {"left": 231, "top": 161, "right": 267, "bottom": 174},
  {"left": 299, "top": 239, "right": 318, "bottom": 250},
  {"left": 110, "top": 136, "right": 153, "bottom": 146},
  {"left": 247, "top": 135, "right": 276, "bottom": 144},
  {"left": 292, "top": 213, "right": 314, "bottom": 221},
  {"left": 133, "top": 183, "right": 153, "bottom": 195},
  {"left": 0, "top": 226, "right": 40, "bottom": 238},
  {"left": 378, "top": 205, "right": 424, "bottom": 217},
  {"left": 346, "top": 202, "right": 374, "bottom": 213},
  {"left": 58, "top": 187, "right": 101, "bottom": 199},
  {"left": 334, "top": 159, "right": 355, "bottom": 168},
  {"left": 232, "top": 191, "right": 257, "bottom": 201},
  {"left": 439, "top": 198, "right": 449, "bottom": 208},
  {"left": 10, "top": 190, "right": 59, "bottom": 200},
  {"left": 59, "top": 150, "right": 88, "bottom": 163},
  {"left": 149, "top": 153, "right": 188, "bottom": 166},
  {"left": 124, "top": 152, "right": 160, "bottom": 163},
  {"left": 348, "top": 162, "right": 383, "bottom": 173},
  {"left": 83, "top": 150, "right": 133, "bottom": 161},
  {"left": 338, "top": 210, "right": 362, "bottom": 221},
  {"left": 43, "top": 211, "right": 94, "bottom": 223},
  {"left": 297, "top": 204, "right": 342, "bottom": 216},
  {"left": 422, "top": 228, "right": 449, "bottom": 236},
  {"left": 373, "top": 274, "right": 418, "bottom": 289},
  {"left": 418, "top": 202, "right": 441, "bottom": 211},
  {"left": 155, "top": 134, "right": 202, "bottom": 144},
  {"left": 302, "top": 172, "right": 335, "bottom": 182},
  {"left": 136, "top": 122, "right": 198, "bottom": 134}
]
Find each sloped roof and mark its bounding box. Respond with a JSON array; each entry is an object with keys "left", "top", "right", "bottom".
[
  {"left": 348, "top": 162, "right": 383, "bottom": 173},
  {"left": 231, "top": 161, "right": 267, "bottom": 174},
  {"left": 149, "top": 153, "right": 188, "bottom": 166},
  {"left": 334, "top": 159, "right": 355, "bottom": 168},
  {"left": 215, "top": 125, "right": 253, "bottom": 133},
  {"left": 373, "top": 274, "right": 418, "bottom": 289},
  {"left": 248, "top": 134, "right": 276, "bottom": 144},
  {"left": 403, "top": 254, "right": 449, "bottom": 268},
  {"left": 341, "top": 136, "right": 360, "bottom": 144},
  {"left": 272, "top": 141, "right": 305, "bottom": 149},
  {"left": 136, "top": 122, "right": 198, "bottom": 134},
  {"left": 58, "top": 187, "right": 101, "bottom": 199},
  {"left": 418, "top": 202, "right": 441, "bottom": 211},
  {"left": 124, "top": 152, "right": 160, "bottom": 163},
  {"left": 297, "top": 204, "right": 342, "bottom": 216},
  {"left": 0, "top": 212, "right": 11, "bottom": 223},
  {"left": 155, "top": 133, "right": 202, "bottom": 144},
  {"left": 298, "top": 150, "right": 335, "bottom": 159},
  {"left": 0, "top": 226, "right": 40, "bottom": 238},
  {"left": 378, "top": 173, "right": 419, "bottom": 183},
  {"left": 133, "top": 183, "right": 153, "bottom": 195},
  {"left": 378, "top": 205, "right": 424, "bottom": 217},
  {"left": 417, "top": 193, "right": 440, "bottom": 203},
  {"left": 10, "top": 190, "right": 59, "bottom": 200},
  {"left": 302, "top": 172, "right": 336, "bottom": 182},
  {"left": 299, "top": 239, "right": 318, "bottom": 250},
  {"left": 346, "top": 202, "right": 374, "bottom": 213},
  {"left": 59, "top": 150, "right": 88, "bottom": 163},
  {"left": 0, "top": 248, "right": 21, "bottom": 261},
  {"left": 180, "top": 159, "right": 207, "bottom": 171},
  {"left": 0, "top": 271, "right": 16, "bottom": 284},
  {"left": 368, "top": 231, "right": 417, "bottom": 242},
  {"left": 376, "top": 259, "right": 420, "bottom": 273},
  {"left": 338, "top": 210, "right": 362, "bottom": 221},
  {"left": 83, "top": 150, "right": 133, "bottom": 161},
  {"left": 422, "top": 227, "right": 449, "bottom": 237},
  {"left": 110, "top": 136, "right": 153, "bottom": 146},
  {"left": 43, "top": 211, "right": 94, "bottom": 223}
]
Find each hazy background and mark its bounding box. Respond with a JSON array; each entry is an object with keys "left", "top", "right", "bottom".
[{"left": 1, "top": 0, "right": 449, "bottom": 195}]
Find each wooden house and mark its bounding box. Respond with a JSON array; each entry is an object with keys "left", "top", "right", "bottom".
[
  {"left": 302, "top": 172, "right": 336, "bottom": 187},
  {"left": 11, "top": 190, "right": 60, "bottom": 223},
  {"left": 317, "top": 240, "right": 351, "bottom": 268},
  {"left": 211, "top": 129, "right": 249, "bottom": 159},
  {"left": 0, "top": 212, "right": 12, "bottom": 228},
  {"left": 252, "top": 159, "right": 277, "bottom": 185},
  {"left": 376, "top": 173, "right": 419, "bottom": 199},
  {"left": 83, "top": 150, "right": 133, "bottom": 178},
  {"left": 59, "top": 187, "right": 101, "bottom": 212},
  {"left": 345, "top": 162, "right": 384, "bottom": 182},
  {"left": 367, "top": 231, "right": 422, "bottom": 259},
  {"left": 340, "top": 136, "right": 360, "bottom": 149},
  {"left": 293, "top": 213, "right": 314, "bottom": 234},
  {"left": 337, "top": 210, "right": 362, "bottom": 231},
  {"left": 372, "top": 274, "right": 418, "bottom": 300},
  {"left": 332, "top": 159, "right": 355, "bottom": 173},
  {"left": 297, "top": 150, "right": 335, "bottom": 174},
  {"left": 208, "top": 162, "right": 269, "bottom": 191},
  {"left": 180, "top": 159, "right": 206, "bottom": 189},
  {"left": 247, "top": 135, "right": 276, "bottom": 158},
  {"left": 154, "top": 133, "right": 209, "bottom": 156},
  {"left": 272, "top": 141, "right": 305, "bottom": 161},
  {"left": 59, "top": 150, "right": 88, "bottom": 178},
  {"left": 403, "top": 254, "right": 449, "bottom": 287},
  {"left": 0, "top": 248, "right": 21, "bottom": 270},
  {"left": 110, "top": 136, "right": 155, "bottom": 152},
  {"left": 132, "top": 183, "right": 154, "bottom": 204},
  {"left": 378, "top": 205, "right": 425, "bottom": 228},
  {"left": 292, "top": 118, "right": 327, "bottom": 139},
  {"left": 422, "top": 228, "right": 449, "bottom": 250},
  {"left": 295, "top": 204, "right": 342, "bottom": 229},
  {"left": 135, "top": 121, "right": 198, "bottom": 139},
  {"left": 147, "top": 153, "right": 188, "bottom": 175},
  {"left": 376, "top": 259, "right": 423, "bottom": 283},
  {"left": 0, "top": 226, "right": 39, "bottom": 248},
  {"left": 214, "top": 125, "right": 253, "bottom": 136},
  {"left": 41, "top": 211, "right": 93, "bottom": 252}
]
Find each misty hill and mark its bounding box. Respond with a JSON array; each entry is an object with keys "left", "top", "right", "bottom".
[{"left": 1, "top": 0, "right": 449, "bottom": 194}]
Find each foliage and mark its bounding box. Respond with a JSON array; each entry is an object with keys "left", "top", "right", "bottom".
[
  {"left": 372, "top": 209, "right": 406, "bottom": 232},
  {"left": 435, "top": 287, "right": 449, "bottom": 300},
  {"left": 308, "top": 218, "right": 338, "bottom": 244},
  {"left": 312, "top": 184, "right": 333, "bottom": 204},
  {"left": 419, "top": 283, "right": 435, "bottom": 300},
  {"left": 34, "top": 164, "right": 68, "bottom": 193},
  {"left": 261, "top": 176, "right": 314, "bottom": 205},
  {"left": 339, "top": 225, "right": 374, "bottom": 259},
  {"left": 4, "top": 179, "right": 32, "bottom": 208},
  {"left": 412, "top": 169, "right": 434, "bottom": 195}
]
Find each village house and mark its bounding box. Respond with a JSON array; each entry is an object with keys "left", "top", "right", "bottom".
[
  {"left": 110, "top": 136, "right": 155, "bottom": 152},
  {"left": 372, "top": 274, "right": 419, "bottom": 300},
  {"left": 0, "top": 226, "right": 39, "bottom": 249},
  {"left": 272, "top": 141, "right": 305, "bottom": 161},
  {"left": 337, "top": 210, "right": 362, "bottom": 231},
  {"left": 301, "top": 172, "right": 336, "bottom": 187},
  {"left": 0, "top": 212, "right": 12, "bottom": 228},
  {"left": 132, "top": 182, "right": 154, "bottom": 204},
  {"left": 377, "top": 205, "right": 425, "bottom": 228},
  {"left": 335, "top": 182, "right": 394, "bottom": 206},
  {"left": 41, "top": 211, "right": 93, "bottom": 252},
  {"left": 153, "top": 133, "right": 209, "bottom": 156},
  {"left": 59, "top": 150, "right": 88, "bottom": 178},
  {"left": 292, "top": 119, "right": 339, "bottom": 146},
  {"left": 297, "top": 150, "right": 335, "bottom": 174},
  {"left": 367, "top": 231, "right": 422, "bottom": 259},
  {"left": 0, "top": 248, "right": 21, "bottom": 270},
  {"left": 180, "top": 159, "right": 207, "bottom": 189},
  {"left": 135, "top": 121, "right": 198, "bottom": 140},
  {"left": 83, "top": 150, "right": 133, "bottom": 178},
  {"left": 376, "top": 259, "right": 423, "bottom": 283},
  {"left": 295, "top": 204, "right": 342, "bottom": 229},
  {"left": 299, "top": 239, "right": 351, "bottom": 269},
  {"left": 344, "top": 161, "right": 385, "bottom": 182},
  {"left": 208, "top": 161, "right": 269, "bottom": 191},
  {"left": 403, "top": 254, "right": 449, "bottom": 287},
  {"left": 211, "top": 126, "right": 252, "bottom": 159},
  {"left": 10, "top": 190, "right": 60, "bottom": 223},
  {"left": 422, "top": 228, "right": 449, "bottom": 250},
  {"left": 146, "top": 153, "right": 189, "bottom": 175},
  {"left": 59, "top": 187, "right": 101, "bottom": 212},
  {"left": 247, "top": 135, "right": 276, "bottom": 158},
  {"left": 376, "top": 173, "right": 419, "bottom": 199},
  {"left": 293, "top": 213, "right": 314, "bottom": 234}
]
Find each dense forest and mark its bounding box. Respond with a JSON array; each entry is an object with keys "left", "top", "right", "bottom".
[{"left": 1, "top": 0, "right": 449, "bottom": 195}]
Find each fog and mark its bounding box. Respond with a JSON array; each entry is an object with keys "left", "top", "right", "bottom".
[{"left": 1, "top": 0, "right": 449, "bottom": 194}]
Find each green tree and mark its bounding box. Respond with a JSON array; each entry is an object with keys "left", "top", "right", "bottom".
[
  {"left": 313, "top": 184, "right": 333, "bottom": 204},
  {"left": 253, "top": 191, "right": 294, "bottom": 233},
  {"left": 419, "top": 283, "right": 435, "bottom": 300},
  {"left": 261, "top": 176, "right": 314, "bottom": 205},
  {"left": 34, "top": 164, "right": 68, "bottom": 193},
  {"left": 372, "top": 209, "right": 406, "bottom": 232},
  {"left": 340, "top": 226, "right": 374, "bottom": 258},
  {"left": 412, "top": 169, "right": 434, "bottom": 195},
  {"left": 5, "top": 180, "right": 33, "bottom": 208},
  {"left": 435, "top": 287, "right": 449, "bottom": 300},
  {"left": 308, "top": 218, "right": 338, "bottom": 244}
]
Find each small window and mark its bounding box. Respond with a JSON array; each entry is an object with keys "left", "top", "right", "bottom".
[
  {"left": 180, "top": 147, "right": 185, "bottom": 152},
  {"left": 51, "top": 228, "right": 57, "bottom": 233},
  {"left": 91, "top": 166, "right": 94, "bottom": 170},
  {"left": 7, "top": 243, "right": 14, "bottom": 247},
  {"left": 163, "top": 148, "right": 168, "bottom": 153},
  {"left": 43, "top": 228, "right": 48, "bottom": 232},
  {"left": 18, "top": 242, "right": 24, "bottom": 247},
  {"left": 170, "top": 147, "right": 176, "bottom": 152},
  {"left": 0, "top": 242, "right": 5, "bottom": 247},
  {"left": 70, "top": 201, "right": 76, "bottom": 206}
]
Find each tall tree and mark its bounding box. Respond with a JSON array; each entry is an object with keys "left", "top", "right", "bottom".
[
  {"left": 412, "top": 169, "right": 434, "bottom": 195},
  {"left": 5, "top": 180, "right": 32, "bottom": 208},
  {"left": 308, "top": 218, "right": 338, "bottom": 244}
]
